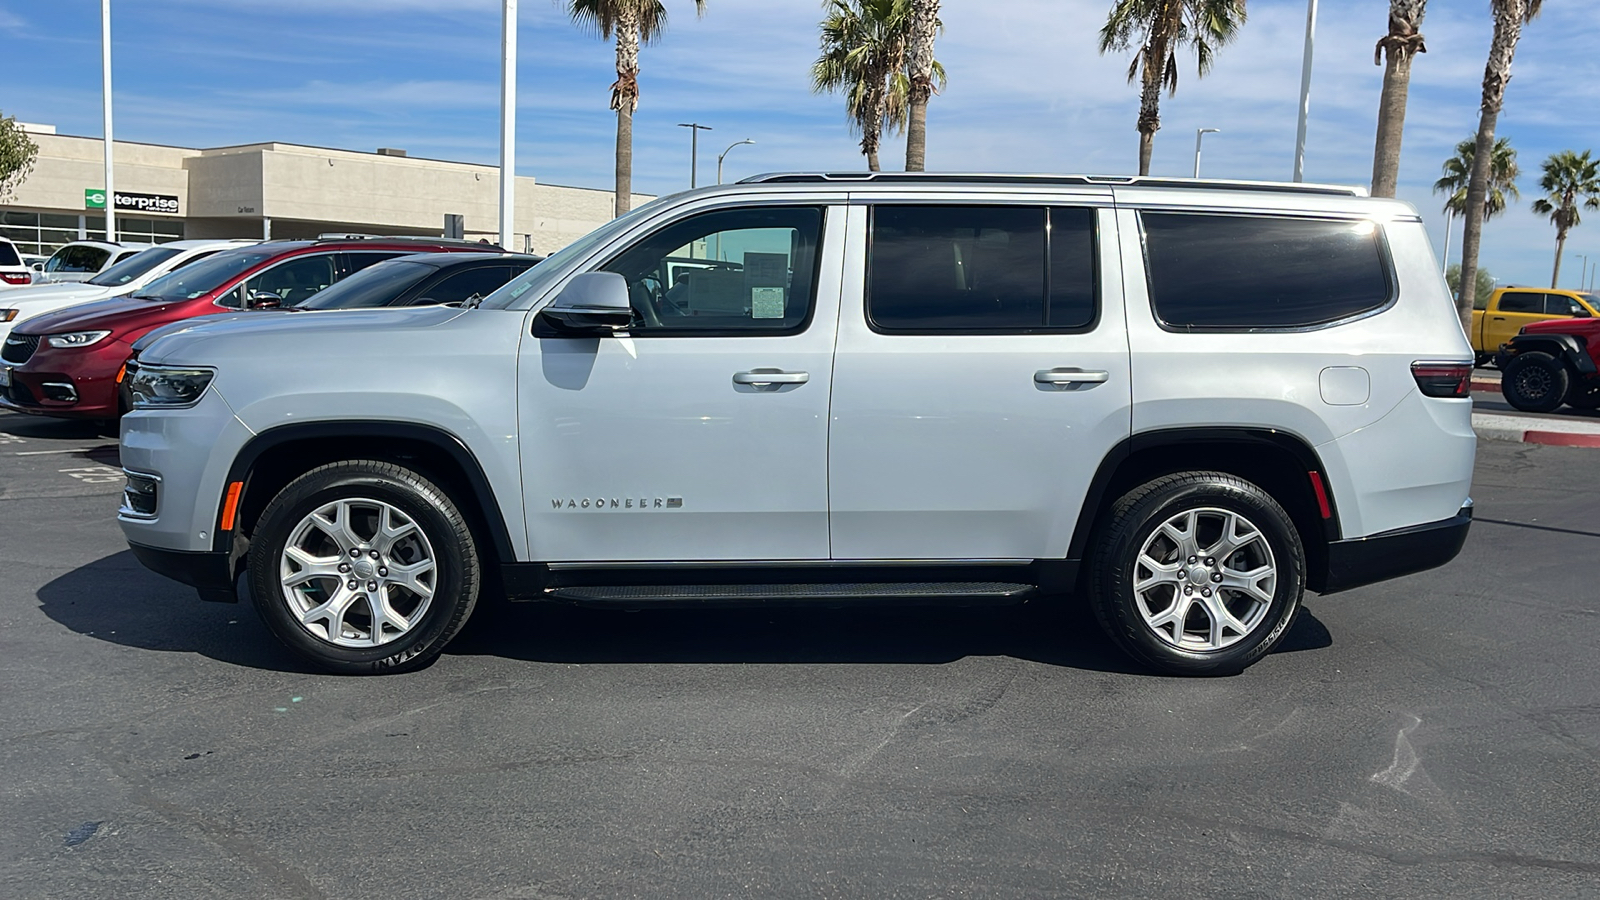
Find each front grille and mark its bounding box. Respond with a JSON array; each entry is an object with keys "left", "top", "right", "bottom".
[{"left": 2, "top": 333, "right": 39, "bottom": 365}]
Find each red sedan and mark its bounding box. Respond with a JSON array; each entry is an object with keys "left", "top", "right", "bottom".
[{"left": 0, "top": 236, "right": 497, "bottom": 420}]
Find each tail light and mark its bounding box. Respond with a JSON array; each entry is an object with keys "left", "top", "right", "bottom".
[
  {"left": 1411, "top": 361, "right": 1472, "bottom": 398},
  {"left": 0, "top": 272, "right": 30, "bottom": 285}
]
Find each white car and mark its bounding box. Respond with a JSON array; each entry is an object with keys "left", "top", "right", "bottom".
[
  {"left": 0, "top": 240, "right": 258, "bottom": 343},
  {"left": 0, "top": 237, "right": 36, "bottom": 292},
  {"left": 33, "top": 240, "right": 155, "bottom": 284}
]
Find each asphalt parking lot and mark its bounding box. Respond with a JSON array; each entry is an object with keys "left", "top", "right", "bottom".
[{"left": 2, "top": 409, "right": 1598, "bottom": 899}]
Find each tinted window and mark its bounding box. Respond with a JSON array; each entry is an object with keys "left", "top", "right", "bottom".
[
  {"left": 414, "top": 265, "right": 515, "bottom": 306},
  {"left": 297, "top": 260, "right": 433, "bottom": 310},
  {"left": 601, "top": 206, "right": 823, "bottom": 334},
  {"left": 0, "top": 241, "right": 20, "bottom": 267},
  {"left": 48, "top": 245, "right": 111, "bottom": 273},
  {"left": 136, "top": 248, "right": 279, "bottom": 301},
  {"left": 1143, "top": 213, "right": 1391, "bottom": 330},
  {"left": 1497, "top": 291, "right": 1543, "bottom": 314},
  {"left": 87, "top": 247, "right": 181, "bottom": 286},
  {"left": 234, "top": 254, "right": 337, "bottom": 307},
  {"left": 1545, "top": 293, "right": 1589, "bottom": 316},
  {"left": 867, "top": 206, "right": 1096, "bottom": 332},
  {"left": 345, "top": 251, "right": 407, "bottom": 276}
]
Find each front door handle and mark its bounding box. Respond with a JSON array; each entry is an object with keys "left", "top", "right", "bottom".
[
  {"left": 733, "top": 369, "right": 809, "bottom": 386},
  {"left": 1035, "top": 368, "right": 1109, "bottom": 385}
]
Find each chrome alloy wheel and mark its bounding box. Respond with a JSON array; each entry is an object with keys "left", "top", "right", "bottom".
[
  {"left": 1132, "top": 507, "right": 1276, "bottom": 651},
  {"left": 278, "top": 498, "right": 437, "bottom": 648}
]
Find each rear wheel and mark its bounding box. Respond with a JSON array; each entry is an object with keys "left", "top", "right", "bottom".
[
  {"left": 247, "top": 460, "right": 480, "bottom": 674},
  {"left": 1501, "top": 351, "right": 1570, "bottom": 413},
  {"left": 1089, "top": 472, "right": 1305, "bottom": 676}
]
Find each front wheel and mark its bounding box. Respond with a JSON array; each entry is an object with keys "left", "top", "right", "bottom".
[
  {"left": 247, "top": 460, "right": 481, "bottom": 674},
  {"left": 1089, "top": 472, "right": 1305, "bottom": 676},
  {"left": 1501, "top": 351, "right": 1570, "bottom": 413}
]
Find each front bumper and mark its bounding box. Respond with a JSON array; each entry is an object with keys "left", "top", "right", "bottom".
[
  {"left": 128, "top": 542, "right": 239, "bottom": 603},
  {"left": 0, "top": 340, "right": 126, "bottom": 418},
  {"left": 1318, "top": 504, "right": 1473, "bottom": 594}
]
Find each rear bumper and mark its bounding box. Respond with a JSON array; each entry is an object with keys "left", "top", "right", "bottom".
[
  {"left": 128, "top": 541, "right": 239, "bottom": 603},
  {"left": 1318, "top": 505, "right": 1472, "bottom": 595}
]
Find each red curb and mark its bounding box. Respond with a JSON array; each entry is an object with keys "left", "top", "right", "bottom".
[
  {"left": 1522, "top": 430, "right": 1600, "bottom": 448},
  {"left": 1470, "top": 382, "right": 1498, "bottom": 393}
]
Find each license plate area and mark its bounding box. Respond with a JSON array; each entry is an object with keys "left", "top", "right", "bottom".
[{"left": 0, "top": 366, "right": 11, "bottom": 388}]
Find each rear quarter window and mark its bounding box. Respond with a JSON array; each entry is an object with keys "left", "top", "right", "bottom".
[{"left": 1141, "top": 212, "right": 1392, "bottom": 331}]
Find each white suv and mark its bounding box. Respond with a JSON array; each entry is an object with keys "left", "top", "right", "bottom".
[{"left": 115, "top": 174, "right": 1476, "bottom": 675}]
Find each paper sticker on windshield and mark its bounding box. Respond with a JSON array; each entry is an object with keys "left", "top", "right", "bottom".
[{"left": 751, "top": 287, "right": 784, "bottom": 319}]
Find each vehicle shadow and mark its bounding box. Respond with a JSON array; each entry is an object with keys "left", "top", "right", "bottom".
[
  {"left": 41, "top": 551, "right": 1333, "bottom": 676},
  {"left": 0, "top": 413, "right": 116, "bottom": 440}
]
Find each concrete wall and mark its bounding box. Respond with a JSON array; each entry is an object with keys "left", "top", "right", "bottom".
[{"left": 2, "top": 134, "right": 650, "bottom": 254}]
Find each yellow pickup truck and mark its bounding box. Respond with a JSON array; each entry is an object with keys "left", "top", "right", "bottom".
[{"left": 1471, "top": 287, "right": 1600, "bottom": 363}]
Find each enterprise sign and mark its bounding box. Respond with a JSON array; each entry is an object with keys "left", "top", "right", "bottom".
[{"left": 85, "top": 189, "right": 181, "bottom": 215}]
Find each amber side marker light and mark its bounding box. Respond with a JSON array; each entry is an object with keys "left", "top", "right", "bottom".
[
  {"left": 115, "top": 363, "right": 127, "bottom": 384},
  {"left": 219, "top": 481, "right": 244, "bottom": 531}
]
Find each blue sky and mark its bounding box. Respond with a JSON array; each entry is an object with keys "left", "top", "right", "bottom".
[{"left": 2, "top": 0, "right": 1597, "bottom": 289}]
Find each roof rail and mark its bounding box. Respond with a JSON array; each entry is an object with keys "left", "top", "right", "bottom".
[
  {"left": 737, "top": 172, "right": 1367, "bottom": 197},
  {"left": 311, "top": 233, "right": 504, "bottom": 249}
]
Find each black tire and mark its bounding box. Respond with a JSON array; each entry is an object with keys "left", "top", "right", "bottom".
[
  {"left": 1088, "top": 472, "right": 1305, "bottom": 676},
  {"left": 1501, "top": 351, "right": 1571, "bottom": 413},
  {"left": 247, "top": 460, "right": 480, "bottom": 674},
  {"left": 1565, "top": 383, "right": 1600, "bottom": 411}
]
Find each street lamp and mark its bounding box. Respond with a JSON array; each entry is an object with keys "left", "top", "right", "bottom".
[
  {"left": 1193, "top": 128, "right": 1220, "bottom": 178},
  {"left": 1292, "top": 0, "right": 1318, "bottom": 182},
  {"left": 101, "top": 0, "right": 115, "bottom": 243},
  {"left": 717, "top": 139, "right": 755, "bottom": 184},
  {"left": 1578, "top": 253, "right": 1591, "bottom": 291},
  {"left": 677, "top": 123, "right": 713, "bottom": 189},
  {"left": 498, "top": 0, "right": 517, "bottom": 248}
]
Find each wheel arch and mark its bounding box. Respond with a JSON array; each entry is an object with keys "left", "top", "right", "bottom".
[
  {"left": 1503, "top": 334, "right": 1596, "bottom": 375},
  {"left": 214, "top": 421, "right": 517, "bottom": 570},
  {"left": 1067, "top": 427, "right": 1340, "bottom": 594}
]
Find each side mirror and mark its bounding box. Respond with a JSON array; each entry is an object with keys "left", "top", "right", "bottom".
[
  {"left": 248, "top": 290, "right": 283, "bottom": 310},
  {"left": 535, "top": 272, "right": 633, "bottom": 336},
  {"left": 30, "top": 263, "right": 43, "bottom": 272}
]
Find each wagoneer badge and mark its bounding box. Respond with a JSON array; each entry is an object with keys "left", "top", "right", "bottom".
[{"left": 553, "top": 497, "right": 683, "bottom": 510}]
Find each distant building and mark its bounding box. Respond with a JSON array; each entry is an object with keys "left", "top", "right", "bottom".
[{"left": 0, "top": 131, "right": 649, "bottom": 255}]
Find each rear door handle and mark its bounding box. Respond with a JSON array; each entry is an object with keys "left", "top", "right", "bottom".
[
  {"left": 1035, "top": 368, "right": 1109, "bottom": 385},
  {"left": 733, "top": 369, "right": 809, "bottom": 386}
]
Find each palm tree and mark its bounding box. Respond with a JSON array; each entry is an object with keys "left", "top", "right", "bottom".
[
  {"left": 1370, "top": 1, "right": 1427, "bottom": 198},
  {"left": 568, "top": 0, "right": 705, "bottom": 216},
  {"left": 1098, "top": 0, "right": 1248, "bottom": 177},
  {"left": 903, "top": 0, "right": 942, "bottom": 171},
  {"left": 813, "top": 0, "right": 911, "bottom": 172},
  {"left": 1530, "top": 150, "right": 1600, "bottom": 288},
  {"left": 1434, "top": 137, "right": 1519, "bottom": 220},
  {"left": 1455, "top": 0, "right": 1541, "bottom": 325}
]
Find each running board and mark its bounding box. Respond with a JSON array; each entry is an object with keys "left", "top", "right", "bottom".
[{"left": 543, "top": 581, "right": 1037, "bottom": 607}]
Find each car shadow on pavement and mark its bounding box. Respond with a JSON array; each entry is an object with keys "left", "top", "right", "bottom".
[
  {"left": 0, "top": 414, "right": 115, "bottom": 440},
  {"left": 40, "top": 551, "right": 1333, "bottom": 676}
]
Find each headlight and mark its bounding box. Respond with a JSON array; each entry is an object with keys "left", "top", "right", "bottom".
[
  {"left": 127, "top": 363, "right": 215, "bottom": 409},
  {"left": 46, "top": 330, "right": 111, "bottom": 349},
  {"left": 0, "top": 309, "right": 16, "bottom": 322}
]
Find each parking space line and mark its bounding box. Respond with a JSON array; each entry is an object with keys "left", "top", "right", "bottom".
[{"left": 16, "top": 448, "right": 101, "bottom": 456}]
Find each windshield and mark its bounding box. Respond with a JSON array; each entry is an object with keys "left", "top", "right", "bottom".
[
  {"left": 133, "top": 248, "right": 279, "bottom": 301},
  {"left": 478, "top": 197, "right": 668, "bottom": 309},
  {"left": 1580, "top": 292, "right": 1600, "bottom": 311},
  {"left": 297, "top": 260, "right": 433, "bottom": 310},
  {"left": 87, "top": 247, "right": 182, "bottom": 286}
]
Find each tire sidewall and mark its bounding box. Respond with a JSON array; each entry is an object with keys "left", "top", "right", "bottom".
[
  {"left": 1503, "top": 353, "right": 1569, "bottom": 413},
  {"left": 1097, "top": 477, "right": 1304, "bottom": 676},
  {"left": 248, "top": 466, "right": 477, "bottom": 674}
]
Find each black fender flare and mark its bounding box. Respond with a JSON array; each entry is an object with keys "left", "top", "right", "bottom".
[
  {"left": 212, "top": 420, "right": 518, "bottom": 564},
  {"left": 1501, "top": 333, "right": 1596, "bottom": 375}
]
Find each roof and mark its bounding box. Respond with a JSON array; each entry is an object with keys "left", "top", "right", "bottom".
[{"left": 738, "top": 172, "right": 1369, "bottom": 197}]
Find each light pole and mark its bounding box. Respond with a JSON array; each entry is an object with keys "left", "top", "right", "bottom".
[
  {"left": 678, "top": 123, "right": 713, "bottom": 188},
  {"left": 1579, "top": 254, "right": 1591, "bottom": 291},
  {"left": 498, "top": 0, "right": 517, "bottom": 249},
  {"left": 717, "top": 139, "right": 755, "bottom": 184},
  {"left": 1292, "top": 0, "right": 1318, "bottom": 182},
  {"left": 101, "top": 0, "right": 115, "bottom": 243},
  {"left": 1441, "top": 209, "right": 1454, "bottom": 275},
  {"left": 1193, "top": 128, "right": 1219, "bottom": 178}
]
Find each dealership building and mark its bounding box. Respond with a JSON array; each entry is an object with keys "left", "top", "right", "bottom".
[{"left": 1, "top": 126, "right": 650, "bottom": 256}]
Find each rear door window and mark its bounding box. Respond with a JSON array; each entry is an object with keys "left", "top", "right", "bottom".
[
  {"left": 1496, "top": 292, "right": 1543, "bottom": 314},
  {"left": 866, "top": 205, "right": 1098, "bottom": 333},
  {"left": 1141, "top": 213, "right": 1392, "bottom": 330}
]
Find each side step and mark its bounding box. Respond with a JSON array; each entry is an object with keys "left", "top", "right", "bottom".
[{"left": 544, "top": 581, "right": 1037, "bottom": 607}]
